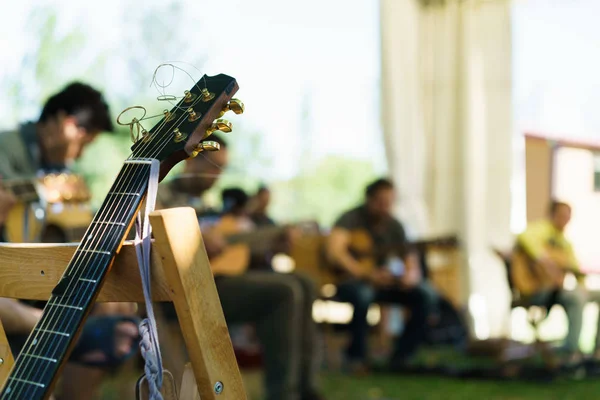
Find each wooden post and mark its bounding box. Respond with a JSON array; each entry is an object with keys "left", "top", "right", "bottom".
[
  {"left": 150, "top": 208, "right": 246, "bottom": 400},
  {"left": 0, "top": 320, "right": 14, "bottom": 392},
  {"left": 0, "top": 207, "right": 246, "bottom": 399}
]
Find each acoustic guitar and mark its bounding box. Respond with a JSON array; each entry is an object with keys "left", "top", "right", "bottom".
[
  {"left": 329, "top": 228, "right": 413, "bottom": 282},
  {"left": 510, "top": 244, "right": 585, "bottom": 297},
  {"left": 0, "top": 74, "right": 242, "bottom": 400},
  {"left": 2, "top": 173, "right": 92, "bottom": 243},
  {"left": 208, "top": 216, "right": 292, "bottom": 276}
]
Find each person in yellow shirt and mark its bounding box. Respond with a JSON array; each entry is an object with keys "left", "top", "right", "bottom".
[{"left": 516, "top": 200, "right": 586, "bottom": 362}]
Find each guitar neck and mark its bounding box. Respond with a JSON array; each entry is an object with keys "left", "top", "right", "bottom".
[{"left": 1, "top": 160, "right": 153, "bottom": 400}]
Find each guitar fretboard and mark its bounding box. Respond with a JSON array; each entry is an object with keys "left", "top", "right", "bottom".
[{"left": 1, "top": 160, "right": 153, "bottom": 400}]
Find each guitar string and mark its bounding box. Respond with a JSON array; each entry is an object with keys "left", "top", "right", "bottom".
[
  {"left": 9, "top": 97, "right": 201, "bottom": 396},
  {"left": 9, "top": 130, "right": 173, "bottom": 398},
  {"left": 8, "top": 102, "right": 199, "bottom": 399},
  {"left": 7, "top": 76, "right": 217, "bottom": 397}
]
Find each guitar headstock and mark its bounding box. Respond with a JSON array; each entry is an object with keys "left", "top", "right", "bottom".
[{"left": 130, "top": 73, "right": 242, "bottom": 180}]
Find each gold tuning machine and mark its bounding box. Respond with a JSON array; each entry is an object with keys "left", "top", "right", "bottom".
[
  {"left": 201, "top": 88, "right": 215, "bottom": 102},
  {"left": 187, "top": 107, "right": 201, "bottom": 122},
  {"left": 218, "top": 99, "right": 244, "bottom": 117},
  {"left": 205, "top": 119, "right": 233, "bottom": 136},
  {"left": 163, "top": 109, "right": 176, "bottom": 121},
  {"left": 183, "top": 90, "right": 196, "bottom": 103},
  {"left": 173, "top": 128, "right": 187, "bottom": 143},
  {"left": 190, "top": 140, "right": 221, "bottom": 158}
]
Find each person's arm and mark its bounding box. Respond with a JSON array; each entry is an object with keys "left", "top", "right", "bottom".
[
  {"left": 391, "top": 220, "right": 422, "bottom": 287},
  {"left": 0, "top": 298, "right": 42, "bottom": 334},
  {"left": 400, "top": 250, "right": 422, "bottom": 288},
  {"left": 564, "top": 240, "right": 580, "bottom": 271},
  {"left": 0, "top": 182, "right": 16, "bottom": 232},
  {"left": 326, "top": 227, "right": 365, "bottom": 278},
  {"left": 0, "top": 140, "right": 24, "bottom": 232}
]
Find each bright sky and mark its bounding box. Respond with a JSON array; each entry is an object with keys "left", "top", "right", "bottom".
[
  {"left": 2, "top": 0, "right": 600, "bottom": 173},
  {"left": 0, "top": 0, "right": 384, "bottom": 180},
  {"left": 513, "top": 0, "right": 600, "bottom": 139}
]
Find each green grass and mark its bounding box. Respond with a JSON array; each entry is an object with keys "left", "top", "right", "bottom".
[
  {"left": 100, "top": 368, "right": 600, "bottom": 400},
  {"left": 320, "top": 373, "right": 600, "bottom": 400}
]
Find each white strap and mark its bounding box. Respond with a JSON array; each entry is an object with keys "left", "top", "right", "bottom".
[{"left": 134, "top": 159, "right": 163, "bottom": 400}]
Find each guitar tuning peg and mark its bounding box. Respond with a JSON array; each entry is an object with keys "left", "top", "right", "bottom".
[
  {"left": 206, "top": 119, "right": 233, "bottom": 136},
  {"left": 218, "top": 99, "right": 244, "bottom": 117},
  {"left": 190, "top": 140, "right": 221, "bottom": 158},
  {"left": 200, "top": 88, "right": 215, "bottom": 102},
  {"left": 228, "top": 99, "right": 244, "bottom": 114}
]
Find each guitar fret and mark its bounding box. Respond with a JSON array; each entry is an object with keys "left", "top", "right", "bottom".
[
  {"left": 108, "top": 191, "right": 141, "bottom": 197},
  {"left": 93, "top": 220, "right": 127, "bottom": 226},
  {"left": 78, "top": 249, "right": 111, "bottom": 256},
  {"left": 1, "top": 104, "right": 160, "bottom": 399},
  {"left": 22, "top": 353, "right": 57, "bottom": 363},
  {"left": 37, "top": 329, "right": 70, "bottom": 337},
  {"left": 7, "top": 377, "right": 46, "bottom": 388},
  {"left": 52, "top": 303, "right": 83, "bottom": 311}
]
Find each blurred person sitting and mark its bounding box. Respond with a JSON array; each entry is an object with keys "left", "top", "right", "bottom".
[
  {"left": 0, "top": 82, "right": 139, "bottom": 399},
  {"left": 513, "top": 200, "right": 599, "bottom": 364},
  {"left": 326, "top": 178, "right": 431, "bottom": 372},
  {"left": 249, "top": 185, "right": 276, "bottom": 227},
  {"left": 156, "top": 134, "right": 325, "bottom": 400}
]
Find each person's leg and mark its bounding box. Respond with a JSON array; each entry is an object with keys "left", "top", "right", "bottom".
[
  {"left": 335, "top": 280, "right": 376, "bottom": 364},
  {"left": 287, "top": 272, "right": 321, "bottom": 398},
  {"left": 555, "top": 287, "right": 586, "bottom": 355},
  {"left": 215, "top": 273, "right": 303, "bottom": 400},
  {"left": 586, "top": 290, "right": 600, "bottom": 356},
  {"left": 376, "top": 286, "right": 429, "bottom": 364}
]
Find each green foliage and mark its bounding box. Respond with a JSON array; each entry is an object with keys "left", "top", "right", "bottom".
[
  {"left": 269, "top": 155, "right": 379, "bottom": 227},
  {"left": 3, "top": 3, "right": 386, "bottom": 227}
]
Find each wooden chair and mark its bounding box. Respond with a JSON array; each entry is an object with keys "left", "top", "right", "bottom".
[
  {"left": 492, "top": 247, "right": 558, "bottom": 366},
  {"left": 0, "top": 207, "right": 247, "bottom": 400}
]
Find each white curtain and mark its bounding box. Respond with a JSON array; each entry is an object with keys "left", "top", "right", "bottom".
[{"left": 381, "top": 0, "right": 513, "bottom": 337}]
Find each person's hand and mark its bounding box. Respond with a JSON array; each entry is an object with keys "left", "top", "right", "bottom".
[
  {"left": 0, "top": 180, "right": 16, "bottom": 226},
  {"left": 399, "top": 253, "right": 422, "bottom": 288},
  {"left": 399, "top": 267, "right": 421, "bottom": 289},
  {"left": 368, "top": 269, "right": 395, "bottom": 287}
]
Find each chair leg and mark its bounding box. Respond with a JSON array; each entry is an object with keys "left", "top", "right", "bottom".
[{"left": 531, "top": 320, "right": 559, "bottom": 369}]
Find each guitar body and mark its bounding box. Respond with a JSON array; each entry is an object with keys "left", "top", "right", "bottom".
[
  {"left": 4, "top": 202, "right": 44, "bottom": 242},
  {"left": 510, "top": 246, "right": 578, "bottom": 297},
  {"left": 3, "top": 173, "right": 93, "bottom": 243},
  {"left": 348, "top": 229, "right": 377, "bottom": 276},
  {"left": 210, "top": 243, "right": 251, "bottom": 276}
]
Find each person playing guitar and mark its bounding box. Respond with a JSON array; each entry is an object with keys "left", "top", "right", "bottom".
[
  {"left": 0, "top": 83, "right": 139, "bottom": 399},
  {"left": 326, "top": 178, "right": 431, "bottom": 373},
  {"left": 513, "top": 200, "right": 587, "bottom": 364},
  {"left": 156, "top": 134, "right": 326, "bottom": 400}
]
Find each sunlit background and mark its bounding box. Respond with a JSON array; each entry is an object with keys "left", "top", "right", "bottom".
[{"left": 4, "top": 0, "right": 600, "bottom": 396}]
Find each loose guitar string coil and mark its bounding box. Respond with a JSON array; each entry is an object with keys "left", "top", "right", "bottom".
[{"left": 117, "top": 62, "right": 209, "bottom": 143}]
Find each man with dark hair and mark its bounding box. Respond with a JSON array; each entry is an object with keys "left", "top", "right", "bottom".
[
  {"left": 326, "top": 177, "right": 430, "bottom": 371},
  {"left": 156, "top": 134, "right": 325, "bottom": 400},
  {"left": 516, "top": 199, "right": 586, "bottom": 362},
  {"left": 0, "top": 82, "right": 139, "bottom": 399},
  {"left": 249, "top": 185, "right": 276, "bottom": 227},
  {"left": 222, "top": 187, "right": 250, "bottom": 215},
  {"left": 0, "top": 82, "right": 113, "bottom": 179}
]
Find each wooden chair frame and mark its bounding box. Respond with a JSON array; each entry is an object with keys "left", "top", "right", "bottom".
[{"left": 0, "top": 207, "right": 246, "bottom": 400}]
